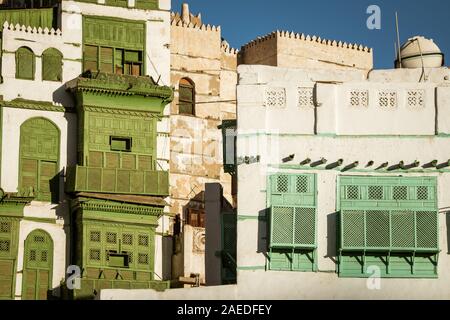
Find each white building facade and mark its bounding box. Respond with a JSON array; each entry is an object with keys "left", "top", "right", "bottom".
[
  {"left": 234, "top": 64, "right": 450, "bottom": 299},
  {"left": 0, "top": 0, "right": 173, "bottom": 300}
]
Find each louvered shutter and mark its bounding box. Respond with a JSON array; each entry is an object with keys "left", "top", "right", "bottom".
[
  {"left": 270, "top": 174, "right": 317, "bottom": 249},
  {"left": 20, "top": 159, "right": 38, "bottom": 194},
  {"left": 83, "top": 45, "right": 98, "bottom": 72},
  {"left": 16, "top": 47, "right": 35, "bottom": 80},
  {"left": 100, "top": 47, "right": 114, "bottom": 74},
  {"left": 42, "top": 49, "right": 62, "bottom": 81}
]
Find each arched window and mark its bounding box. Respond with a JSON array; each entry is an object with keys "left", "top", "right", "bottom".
[
  {"left": 42, "top": 48, "right": 62, "bottom": 82},
  {"left": 22, "top": 229, "right": 54, "bottom": 300},
  {"left": 179, "top": 78, "right": 195, "bottom": 116},
  {"left": 16, "top": 47, "right": 35, "bottom": 80},
  {"left": 19, "top": 118, "right": 60, "bottom": 201}
]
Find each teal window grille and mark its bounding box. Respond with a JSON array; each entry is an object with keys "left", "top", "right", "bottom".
[
  {"left": 268, "top": 174, "right": 317, "bottom": 272},
  {"left": 338, "top": 176, "right": 439, "bottom": 278}
]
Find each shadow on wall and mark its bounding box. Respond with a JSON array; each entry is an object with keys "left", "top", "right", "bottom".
[
  {"left": 444, "top": 209, "right": 450, "bottom": 254},
  {"left": 53, "top": 84, "right": 76, "bottom": 109},
  {"left": 257, "top": 208, "right": 269, "bottom": 258},
  {"left": 326, "top": 212, "right": 338, "bottom": 264}
]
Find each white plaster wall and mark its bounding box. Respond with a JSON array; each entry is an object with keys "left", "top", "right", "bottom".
[
  {"left": 15, "top": 219, "right": 67, "bottom": 299},
  {"left": 183, "top": 225, "right": 206, "bottom": 284},
  {"left": 0, "top": 25, "right": 82, "bottom": 104},
  {"left": 1, "top": 108, "right": 76, "bottom": 194},
  {"left": 233, "top": 65, "right": 450, "bottom": 299},
  {"left": 237, "top": 65, "right": 450, "bottom": 137},
  {"left": 158, "top": 0, "right": 171, "bottom": 11},
  {"left": 437, "top": 86, "right": 450, "bottom": 134},
  {"left": 334, "top": 83, "right": 436, "bottom": 136}
]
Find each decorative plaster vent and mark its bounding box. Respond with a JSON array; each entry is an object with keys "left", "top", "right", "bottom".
[
  {"left": 192, "top": 227, "right": 205, "bottom": 254},
  {"left": 407, "top": 90, "right": 425, "bottom": 108},
  {"left": 349, "top": 90, "right": 369, "bottom": 108},
  {"left": 264, "top": 87, "right": 286, "bottom": 108},
  {"left": 378, "top": 90, "right": 397, "bottom": 108},
  {"left": 298, "top": 87, "right": 314, "bottom": 108}
]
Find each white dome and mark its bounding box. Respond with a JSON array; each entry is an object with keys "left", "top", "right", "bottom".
[{"left": 396, "top": 36, "right": 444, "bottom": 68}]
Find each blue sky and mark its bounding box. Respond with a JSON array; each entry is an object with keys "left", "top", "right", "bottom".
[{"left": 171, "top": 0, "right": 449, "bottom": 69}]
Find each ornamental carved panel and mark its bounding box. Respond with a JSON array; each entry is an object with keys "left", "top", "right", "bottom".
[{"left": 192, "top": 227, "right": 206, "bottom": 254}]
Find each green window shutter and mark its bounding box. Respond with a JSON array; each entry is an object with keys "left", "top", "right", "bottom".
[
  {"left": 19, "top": 118, "right": 60, "bottom": 201},
  {"left": 124, "top": 51, "right": 141, "bottom": 63},
  {"left": 42, "top": 48, "right": 62, "bottom": 82},
  {"left": 83, "top": 45, "right": 98, "bottom": 72},
  {"left": 16, "top": 47, "right": 35, "bottom": 80},
  {"left": 135, "top": 0, "right": 159, "bottom": 10},
  {"left": 100, "top": 47, "right": 114, "bottom": 74},
  {"left": 115, "top": 49, "right": 124, "bottom": 74},
  {"left": 338, "top": 176, "right": 439, "bottom": 278},
  {"left": 22, "top": 230, "right": 53, "bottom": 300},
  {"left": 269, "top": 174, "right": 317, "bottom": 272}
]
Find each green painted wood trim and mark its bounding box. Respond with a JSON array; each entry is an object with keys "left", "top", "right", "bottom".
[
  {"left": 236, "top": 266, "right": 266, "bottom": 271},
  {"left": 0, "top": 8, "right": 55, "bottom": 29},
  {"left": 22, "top": 217, "right": 57, "bottom": 224},
  {"left": 0, "top": 106, "right": 2, "bottom": 184},
  {"left": 81, "top": 105, "right": 163, "bottom": 117},
  {"left": 0, "top": 100, "right": 67, "bottom": 113},
  {"left": 82, "top": 15, "right": 146, "bottom": 51},
  {"left": 66, "top": 165, "right": 169, "bottom": 197},
  {"left": 0, "top": 204, "right": 27, "bottom": 217},
  {"left": 79, "top": 202, "right": 163, "bottom": 220},
  {"left": 74, "top": 0, "right": 159, "bottom": 10},
  {"left": 70, "top": 77, "right": 173, "bottom": 103}
]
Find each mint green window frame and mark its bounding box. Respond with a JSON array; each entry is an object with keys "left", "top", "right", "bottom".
[
  {"left": 268, "top": 173, "right": 318, "bottom": 272},
  {"left": 338, "top": 176, "right": 439, "bottom": 278}
]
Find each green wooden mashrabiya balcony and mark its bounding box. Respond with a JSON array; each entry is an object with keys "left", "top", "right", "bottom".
[
  {"left": 65, "top": 165, "right": 169, "bottom": 197},
  {"left": 65, "top": 73, "right": 173, "bottom": 197},
  {"left": 338, "top": 176, "right": 439, "bottom": 278}
]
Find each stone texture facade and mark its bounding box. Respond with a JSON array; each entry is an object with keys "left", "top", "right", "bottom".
[
  {"left": 238, "top": 30, "right": 373, "bottom": 71},
  {"left": 169, "top": 4, "right": 237, "bottom": 284}
]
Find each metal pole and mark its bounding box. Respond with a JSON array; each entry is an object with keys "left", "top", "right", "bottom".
[{"left": 396, "top": 12, "right": 402, "bottom": 68}]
